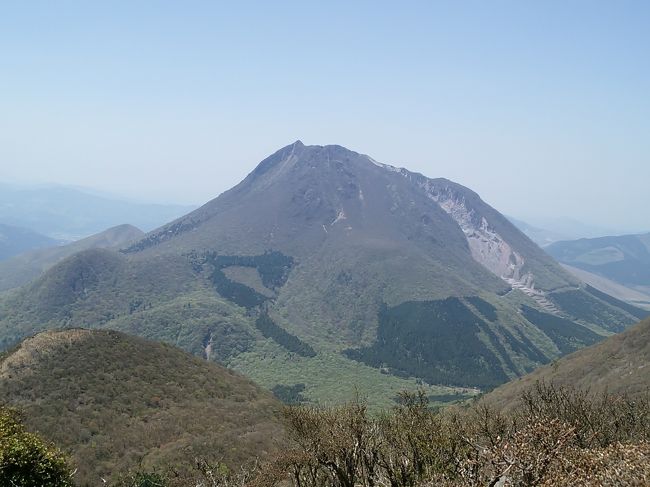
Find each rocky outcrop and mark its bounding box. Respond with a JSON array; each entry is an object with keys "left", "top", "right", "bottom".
[{"left": 416, "top": 178, "right": 561, "bottom": 312}]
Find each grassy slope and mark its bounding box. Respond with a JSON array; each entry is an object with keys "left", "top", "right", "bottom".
[
  {"left": 229, "top": 339, "right": 477, "bottom": 411},
  {"left": 0, "top": 248, "right": 202, "bottom": 349},
  {"left": 0, "top": 248, "right": 476, "bottom": 408},
  {"left": 0, "top": 329, "right": 283, "bottom": 485},
  {"left": 482, "top": 317, "right": 650, "bottom": 410},
  {"left": 0, "top": 230, "right": 644, "bottom": 406},
  {"left": 562, "top": 263, "right": 650, "bottom": 309},
  {"left": 0, "top": 224, "right": 143, "bottom": 292}
]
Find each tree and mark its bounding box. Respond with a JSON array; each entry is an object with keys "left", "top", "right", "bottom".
[{"left": 0, "top": 407, "right": 73, "bottom": 486}]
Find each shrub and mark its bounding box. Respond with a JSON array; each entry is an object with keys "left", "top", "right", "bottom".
[
  {"left": 0, "top": 406, "right": 73, "bottom": 487},
  {"left": 251, "top": 383, "right": 650, "bottom": 486},
  {"left": 117, "top": 470, "right": 168, "bottom": 487}
]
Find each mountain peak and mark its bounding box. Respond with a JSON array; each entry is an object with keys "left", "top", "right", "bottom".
[
  {"left": 285, "top": 141, "right": 360, "bottom": 160},
  {"left": 242, "top": 141, "right": 365, "bottom": 187}
]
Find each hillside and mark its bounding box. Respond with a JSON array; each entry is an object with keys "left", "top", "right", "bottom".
[
  {"left": 561, "top": 263, "right": 650, "bottom": 310},
  {"left": 0, "top": 329, "right": 283, "bottom": 484},
  {"left": 0, "top": 224, "right": 143, "bottom": 292},
  {"left": 0, "top": 183, "right": 194, "bottom": 240},
  {"left": 482, "top": 316, "right": 650, "bottom": 409},
  {"left": 0, "top": 222, "right": 59, "bottom": 261},
  {"left": 547, "top": 233, "right": 650, "bottom": 298},
  {"left": 0, "top": 142, "right": 646, "bottom": 406}
]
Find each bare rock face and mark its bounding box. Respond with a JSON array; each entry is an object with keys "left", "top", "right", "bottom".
[
  {"left": 414, "top": 178, "right": 567, "bottom": 313},
  {"left": 366, "top": 157, "right": 570, "bottom": 309},
  {"left": 427, "top": 185, "right": 531, "bottom": 282},
  {"left": 420, "top": 182, "right": 565, "bottom": 308}
]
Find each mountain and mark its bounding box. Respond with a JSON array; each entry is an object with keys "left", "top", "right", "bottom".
[
  {"left": 547, "top": 233, "right": 650, "bottom": 308},
  {"left": 0, "top": 224, "right": 143, "bottom": 292},
  {"left": 517, "top": 216, "right": 627, "bottom": 241},
  {"left": 482, "top": 316, "right": 650, "bottom": 409},
  {"left": 0, "top": 329, "right": 283, "bottom": 484},
  {"left": 0, "top": 183, "right": 195, "bottom": 240},
  {"left": 0, "top": 142, "right": 645, "bottom": 405},
  {"left": 0, "top": 223, "right": 59, "bottom": 261}
]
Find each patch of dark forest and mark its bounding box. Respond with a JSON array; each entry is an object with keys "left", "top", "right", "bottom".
[
  {"left": 345, "top": 297, "right": 514, "bottom": 389},
  {"left": 549, "top": 288, "right": 637, "bottom": 332},
  {"left": 193, "top": 250, "right": 314, "bottom": 357}
]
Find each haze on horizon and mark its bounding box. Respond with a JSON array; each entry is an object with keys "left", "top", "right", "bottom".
[{"left": 1, "top": 1, "right": 648, "bottom": 232}]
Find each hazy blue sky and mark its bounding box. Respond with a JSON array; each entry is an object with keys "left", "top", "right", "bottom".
[{"left": 1, "top": 1, "right": 648, "bottom": 231}]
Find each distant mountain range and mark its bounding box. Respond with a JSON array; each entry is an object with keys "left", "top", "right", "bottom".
[
  {"left": 507, "top": 217, "right": 573, "bottom": 247},
  {"left": 0, "top": 142, "right": 646, "bottom": 405},
  {"left": 508, "top": 216, "right": 646, "bottom": 248},
  {"left": 0, "top": 329, "right": 282, "bottom": 484},
  {"left": 0, "top": 222, "right": 60, "bottom": 261},
  {"left": 547, "top": 233, "right": 650, "bottom": 309},
  {"left": 0, "top": 183, "right": 195, "bottom": 240}
]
